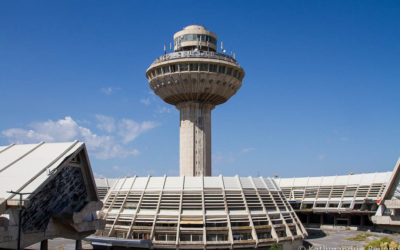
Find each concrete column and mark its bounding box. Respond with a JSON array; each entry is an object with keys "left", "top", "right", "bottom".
[
  {"left": 360, "top": 215, "right": 365, "bottom": 226},
  {"left": 177, "top": 102, "right": 214, "bottom": 176},
  {"left": 40, "top": 240, "right": 48, "bottom": 250},
  {"left": 75, "top": 240, "right": 82, "bottom": 250}
]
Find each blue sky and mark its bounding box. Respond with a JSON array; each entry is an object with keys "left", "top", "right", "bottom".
[{"left": 1, "top": 1, "right": 399, "bottom": 178}]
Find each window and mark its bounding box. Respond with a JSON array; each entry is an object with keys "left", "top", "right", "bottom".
[
  {"left": 155, "top": 234, "right": 176, "bottom": 241},
  {"left": 232, "top": 232, "right": 252, "bottom": 241},
  {"left": 163, "top": 66, "right": 170, "bottom": 73},
  {"left": 179, "top": 64, "right": 188, "bottom": 71},
  {"left": 190, "top": 63, "right": 198, "bottom": 71},
  {"left": 192, "top": 235, "right": 203, "bottom": 241},
  {"left": 200, "top": 64, "right": 208, "bottom": 71},
  {"left": 226, "top": 67, "right": 233, "bottom": 75},
  {"left": 233, "top": 70, "right": 238, "bottom": 78},
  {"left": 180, "top": 234, "right": 203, "bottom": 242},
  {"left": 170, "top": 64, "right": 177, "bottom": 72},
  {"left": 209, "top": 64, "right": 217, "bottom": 72},
  {"left": 156, "top": 68, "right": 162, "bottom": 75},
  {"left": 257, "top": 232, "right": 272, "bottom": 239},
  {"left": 206, "top": 234, "right": 228, "bottom": 241},
  {"left": 218, "top": 66, "right": 226, "bottom": 74}
]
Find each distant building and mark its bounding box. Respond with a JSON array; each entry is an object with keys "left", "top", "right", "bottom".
[{"left": 0, "top": 141, "right": 104, "bottom": 249}]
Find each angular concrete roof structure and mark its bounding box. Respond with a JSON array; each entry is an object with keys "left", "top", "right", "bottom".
[
  {"left": 0, "top": 141, "right": 103, "bottom": 249},
  {"left": 372, "top": 158, "right": 400, "bottom": 229}
]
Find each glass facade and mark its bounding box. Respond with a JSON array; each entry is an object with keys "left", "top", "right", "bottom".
[
  {"left": 148, "top": 63, "right": 243, "bottom": 81},
  {"left": 174, "top": 34, "right": 217, "bottom": 46}
]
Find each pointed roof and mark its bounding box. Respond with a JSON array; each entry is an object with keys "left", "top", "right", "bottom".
[{"left": 0, "top": 141, "right": 97, "bottom": 213}]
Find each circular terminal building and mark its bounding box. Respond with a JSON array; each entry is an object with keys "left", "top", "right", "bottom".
[
  {"left": 95, "top": 176, "right": 307, "bottom": 249},
  {"left": 89, "top": 26, "right": 307, "bottom": 249}
]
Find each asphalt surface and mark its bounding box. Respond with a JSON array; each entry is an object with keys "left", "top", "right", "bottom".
[
  {"left": 27, "top": 239, "right": 93, "bottom": 250},
  {"left": 305, "top": 228, "right": 400, "bottom": 248},
  {"left": 25, "top": 229, "right": 400, "bottom": 249}
]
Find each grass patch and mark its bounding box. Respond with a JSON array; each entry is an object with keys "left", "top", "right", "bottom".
[
  {"left": 347, "top": 233, "right": 374, "bottom": 241},
  {"left": 364, "top": 237, "right": 397, "bottom": 249}
]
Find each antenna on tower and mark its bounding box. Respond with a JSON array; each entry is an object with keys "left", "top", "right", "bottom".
[
  {"left": 221, "top": 41, "right": 226, "bottom": 53},
  {"left": 170, "top": 42, "right": 172, "bottom": 51},
  {"left": 164, "top": 44, "right": 166, "bottom": 55},
  {"left": 233, "top": 52, "right": 236, "bottom": 59}
]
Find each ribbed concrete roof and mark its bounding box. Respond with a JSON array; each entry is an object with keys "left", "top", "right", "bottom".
[
  {"left": 276, "top": 172, "right": 392, "bottom": 187},
  {"left": 105, "top": 176, "right": 280, "bottom": 191}
]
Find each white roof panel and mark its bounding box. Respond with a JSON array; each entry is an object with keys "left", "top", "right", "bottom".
[
  {"left": 0, "top": 141, "right": 83, "bottom": 202},
  {"left": 132, "top": 177, "right": 149, "bottom": 189},
  {"left": 239, "top": 177, "right": 253, "bottom": 188},
  {"left": 164, "top": 177, "right": 183, "bottom": 189},
  {"left": 184, "top": 176, "right": 202, "bottom": 189},
  {"left": 276, "top": 172, "right": 392, "bottom": 188},
  {"left": 147, "top": 177, "right": 165, "bottom": 189},
  {"left": 204, "top": 177, "right": 222, "bottom": 188},
  {"left": 223, "top": 177, "right": 240, "bottom": 189},
  {"left": 253, "top": 178, "right": 266, "bottom": 189},
  {"left": 121, "top": 177, "right": 136, "bottom": 190}
]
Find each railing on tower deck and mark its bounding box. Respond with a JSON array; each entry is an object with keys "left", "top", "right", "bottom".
[{"left": 152, "top": 50, "right": 238, "bottom": 65}]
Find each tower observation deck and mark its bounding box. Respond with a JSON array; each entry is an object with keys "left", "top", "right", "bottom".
[{"left": 146, "top": 25, "right": 245, "bottom": 176}]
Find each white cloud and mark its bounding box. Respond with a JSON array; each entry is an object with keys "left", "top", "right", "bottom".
[
  {"left": 140, "top": 98, "right": 151, "bottom": 105},
  {"left": 212, "top": 152, "right": 236, "bottom": 164},
  {"left": 100, "top": 87, "right": 117, "bottom": 95},
  {"left": 241, "top": 147, "right": 255, "bottom": 153},
  {"left": 118, "top": 119, "right": 158, "bottom": 144},
  {"left": 157, "top": 106, "right": 173, "bottom": 114},
  {"left": 95, "top": 114, "right": 115, "bottom": 133},
  {"left": 2, "top": 116, "right": 153, "bottom": 160},
  {"left": 317, "top": 154, "right": 326, "bottom": 161},
  {"left": 3, "top": 117, "right": 79, "bottom": 143}
]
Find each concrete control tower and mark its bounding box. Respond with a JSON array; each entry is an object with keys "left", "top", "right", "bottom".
[{"left": 146, "top": 25, "right": 245, "bottom": 176}]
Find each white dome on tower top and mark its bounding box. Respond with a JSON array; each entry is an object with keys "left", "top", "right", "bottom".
[
  {"left": 183, "top": 25, "right": 206, "bottom": 31},
  {"left": 173, "top": 25, "right": 218, "bottom": 52}
]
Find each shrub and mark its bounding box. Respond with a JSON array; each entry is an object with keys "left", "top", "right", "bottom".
[
  {"left": 270, "top": 243, "right": 283, "bottom": 250},
  {"left": 364, "top": 237, "right": 397, "bottom": 250}
]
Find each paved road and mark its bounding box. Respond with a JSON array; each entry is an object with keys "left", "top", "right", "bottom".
[
  {"left": 27, "top": 239, "right": 93, "bottom": 250},
  {"left": 305, "top": 228, "right": 400, "bottom": 248},
  {"left": 25, "top": 229, "right": 399, "bottom": 249}
]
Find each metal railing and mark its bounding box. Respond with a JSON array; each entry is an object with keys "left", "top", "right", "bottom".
[{"left": 152, "top": 51, "right": 237, "bottom": 65}]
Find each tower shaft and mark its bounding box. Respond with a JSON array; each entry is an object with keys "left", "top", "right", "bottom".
[{"left": 177, "top": 102, "right": 214, "bottom": 176}]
